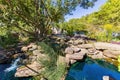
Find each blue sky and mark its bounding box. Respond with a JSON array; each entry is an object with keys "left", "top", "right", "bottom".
[{"left": 65, "top": 0, "right": 107, "bottom": 21}]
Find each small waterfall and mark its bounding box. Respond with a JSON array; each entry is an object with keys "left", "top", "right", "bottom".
[{"left": 4, "top": 58, "right": 20, "bottom": 72}]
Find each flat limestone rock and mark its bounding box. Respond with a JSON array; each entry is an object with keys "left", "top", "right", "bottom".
[
  {"left": 77, "top": 44, "right": 94, "bottom": 49},
  {"left": 78, "top": 42, "right": 120, "bottom": 51},
  {"left": 94, "top": 42, "right": 120, "bottom": 51},
  {"left": 103, "top": 50, "right": 120, "bottom": 58},
  {"left": 15, "top": 61, "right": 43, "bottom": 77}
]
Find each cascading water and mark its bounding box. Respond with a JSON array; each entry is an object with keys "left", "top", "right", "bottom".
[
  {"left": 4, "top": 58, "right": 21, "bottom": 72},
  {"left": 0, "top": 58, "right": 21, "bottom": 80},
  {"left": 0, "top": 58, "right": 33, "bottom": 80}
]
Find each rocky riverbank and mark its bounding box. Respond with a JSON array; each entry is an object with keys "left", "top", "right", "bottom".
[
  {"left": 0, "top": 35, "right": 120, "bottom": 79},
  {"left": 64, "top": 36, "right": 120, "bottom": 66}
]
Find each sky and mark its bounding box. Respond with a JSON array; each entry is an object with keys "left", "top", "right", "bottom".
[{"left": 65, "top": 0, "right": 107, "bottom": 21}]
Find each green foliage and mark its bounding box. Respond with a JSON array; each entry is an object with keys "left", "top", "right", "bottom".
[
  {"left": 60, "top": 0, "right": 120, "bottom": 42},
  {"left": 89, "top": 24, "right": 114, "bottom": 42},
  {"left": 37, "top": 42, "right": 66, "bottom": 80},
  {"left": 0, "top": 27, "right": 19, "bottom": 47},
  {"left": 118, "top": 55, "right": 120, "bottom": 72},
  {"left": 38, "top": 42, "right": 58, "bottom": 63},
  {"left": 59, "top": 19, "right": 88, "bottom": 36},
  {"left": 0, "top": 0, "right": 97, "bottom": 39}
]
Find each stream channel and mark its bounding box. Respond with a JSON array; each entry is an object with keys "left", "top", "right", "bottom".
[{"left": 1, "top": 57, "right": 120, "bottom": 80}]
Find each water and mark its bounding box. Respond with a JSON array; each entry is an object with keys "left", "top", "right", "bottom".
[
  {"left": 66, "top": 58, "right": 120, "bottom": 80},
  {"left": 0, "top": 58, "right": 33, "bottom": 80},
  {"left": 5, "top": 58, "right": 20, "bottom": 72}
]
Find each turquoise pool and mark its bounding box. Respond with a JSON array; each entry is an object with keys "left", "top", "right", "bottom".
[{"left": 66, "top": 58, "right": 120, "bottom": 80}]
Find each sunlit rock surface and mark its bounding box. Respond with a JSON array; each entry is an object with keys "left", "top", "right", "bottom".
[{"left": 15, "top": 61, "right": 43, "bottom": 77}]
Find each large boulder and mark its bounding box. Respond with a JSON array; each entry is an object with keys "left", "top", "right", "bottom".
[{"left": 65, "top": 49, "right": 87, "bottom": 64}]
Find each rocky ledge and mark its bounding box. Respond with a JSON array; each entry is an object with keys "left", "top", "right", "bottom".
[
  {"left": 15, "top": 43, "right": 48, "bottom": 77},
  {"left": 2, "top": 36, "right": 119, "bottom": 78},
  {"left": 0, "top": 44, "right": 25, "bottom": 64},
  {"left": 65, "top": 42, "right": 120, "bottom": 65}
]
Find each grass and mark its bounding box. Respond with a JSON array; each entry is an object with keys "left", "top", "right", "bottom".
[{"left": 33, "top": 42, "right": 67, "bottom": 80}]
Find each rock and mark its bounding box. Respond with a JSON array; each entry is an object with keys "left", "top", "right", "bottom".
[
  {"left": 67, "top": 40, "right": 73, "bottom": 44},
  {"left": 104, "top": 50, "right": 120, "bottom": 56},
  {"left": 15, "top": 61, "right": 43, "bottom": 77},
  {"left": 32, "top": 50, "right": 46, "bottom": 59},
  {"left": 66, "top": 53, "right": 84, "bottom": 61},
  {"left": 70, "top": 60, "right": 77, "bottom": 64},
  {"left": 79, "top": 49, "right": 88, "bottom": 54},
  {"left": 21, "top": 46, "right": 28, "bottom": 52},
  {"left": 94, "top": 42, "right": 120, "bottom": 51},
  {"left": 103, "top": 76, "right": 109, "bottom": 80},
  {"left": 71, "top": 46, "right": 81, "bottom": 53},
  {"left": 65, "top": 51, "right": 86, "bottom": 64},
  {"left": 28, "top": 50, "right": 48, "bottom": 63},
  {"left": 87, "top": 48, "right": 96, "bottom": 53},
  {"left": 12, "top": 54, "right": 19, "bottom": 59},
  {"left": 24, "top": 43, "right": 38, "bottom": 51},
  {"left": 65, "top": 47, "right": 74, "bottom": 54},
  {"left": 27, "top": 43, "right": 36, "bottom": 48},
  {"left": 0, "top": 50, "right": 12, "bottom": 64},
  {"left": 73, "top": 39, "right": 84, "bottom": 45},
  {"left": 33, "top": 50, "right": 41, "bottom": 56},
  {"left": 28, "top": 44, "right": 37, "bottom": 51},
  {"left": 103, "top": 76, "right": 115, "bottom": 80},
  {"left": 90, "top": 51, "right": 104, "bottom": 59},
  {"left": 103, "top": 50, "right": 119, "bottom": 59},
  {"left": 78, "top": 44, "right": 93, "bottom": 49}
]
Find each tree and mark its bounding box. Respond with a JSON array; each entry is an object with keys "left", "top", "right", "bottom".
[
  {"left": 0, "top": 0, "right": 97, "bottom": 40},
  {"left": 87, "top": 0, "right": 120, "bottom": 25}
]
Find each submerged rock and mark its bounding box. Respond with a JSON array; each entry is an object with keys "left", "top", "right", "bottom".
[{"left": 103, "top": 76, "right": 115, "bottom": 80}]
